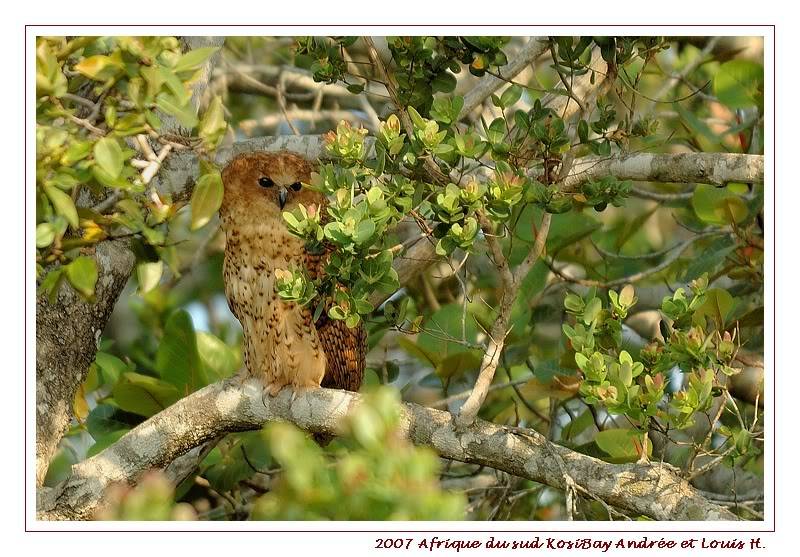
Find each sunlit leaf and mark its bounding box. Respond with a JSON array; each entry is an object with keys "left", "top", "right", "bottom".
[
  {"left": 173, "top": 47, "right": 219, "bottom": 73},
  {"left": 156, "top": 93, "right": 198, "bottom": 128},
  {"left": 190, "top": 171, "right": 223, "bottom": 230},
  {"left": 65, "top": 256, "right": 98, "bottom": 299},
  {"left": 713, "top": 60, "right": 764, "bottom": 109},
  {"left": 44, "top": 185, "right": 78, "bottom": 229},
  {"left": 36, "top": 223, "right": 56, "bottom": 248},
  {"left": 692, "top": 184, "right": 749, "bottom": 225},
  {"left": 112, "top": 372, "right": 181, "bottom": 417},
  {"left": 595, "top": 428, "right": 650, "bottom": 463},
  {"left": 93, "top": 137, "right": 124, "bottom": 179},
  {"left": 136, "top": 261, "right": 163, "bottom": 294},
  {"left": 156, "top": 310, "right": 204, "bottom": 393},
  {"left": 197, "top": 331, "right": 239, "bottom": 382}
]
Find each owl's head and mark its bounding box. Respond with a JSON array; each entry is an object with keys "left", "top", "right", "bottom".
[{"left": 220, "top": 150, "right": 323, "bottom": 218}]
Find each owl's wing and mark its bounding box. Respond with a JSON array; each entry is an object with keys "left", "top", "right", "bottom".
[
  {"left": 317, "top": 313, "right": 367, "bottom": 391},
  {"left": 305, "top": 245, "right": 367, "bottom": 392}
]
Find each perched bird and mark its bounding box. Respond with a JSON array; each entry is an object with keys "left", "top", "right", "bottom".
[{"left": 219, "top": 150, "right": 366, "bottom": 397}]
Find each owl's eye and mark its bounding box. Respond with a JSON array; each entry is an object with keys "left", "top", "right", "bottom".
[
  {"left": 258, "top": 177, "right": 274, "bottom": 188},
  {"left": 290, "top": 182, "right": 303, "bottom": 192}
]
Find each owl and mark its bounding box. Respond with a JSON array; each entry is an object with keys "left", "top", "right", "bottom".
[{"left": 219, "top": 150, "right": 366, "bottom": 397}]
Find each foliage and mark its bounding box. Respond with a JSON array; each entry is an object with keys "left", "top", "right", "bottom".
[
  {"left": 36, "top": 36, "right": 227, "bottom": 301},
  {"left": 564, "top": 278, "right": 743, "bottom": 446},
  {"left": 94, "top": 471, "right": 197, "bottom": 520},
  {"left": 251, "top": 388, "right": 466, "bottom": 520}
]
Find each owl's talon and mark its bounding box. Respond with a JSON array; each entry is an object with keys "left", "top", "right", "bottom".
[{"left": 263, "top": 383, "right": 284, "bottom": 398}]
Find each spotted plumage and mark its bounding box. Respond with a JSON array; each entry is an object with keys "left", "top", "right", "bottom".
[{"left": 220, "top": 150, "right": 366, "bottom": 397}]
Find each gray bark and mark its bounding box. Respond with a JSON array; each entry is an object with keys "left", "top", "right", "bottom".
[
  {"left": 561, "top": 152, "right": 765, "bottom": 191},
  {"left": 36, "top": 240, "right": 135, "bottom": 486}
]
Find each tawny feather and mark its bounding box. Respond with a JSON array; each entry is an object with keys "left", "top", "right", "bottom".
[{"left": 220, "top": 150, "right": 366, "bottom": 397}]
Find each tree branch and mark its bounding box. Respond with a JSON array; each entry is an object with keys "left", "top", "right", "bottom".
[
  {"left": 459, "top": 37, "right": 549, "bottom": 119},
  {"left": 37, "top": 377, "right": 735, "bottom": 521},
  {"left": 35, "top": 239, "right": 135, "bottom": 486},
  {"left": 560, "top": 152, "right": 764, "bottom": 191},
  {"left": 456, "top": 212, "right": 551, "bottom": 426}
]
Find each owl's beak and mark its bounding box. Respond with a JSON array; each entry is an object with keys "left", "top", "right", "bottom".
[{"left": 278, "top": 187, "right": 288, "bottom": 209}]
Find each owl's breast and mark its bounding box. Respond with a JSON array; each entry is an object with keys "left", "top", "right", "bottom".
[
  {"left": 222, "top": 219, "right": 308, "bottom": 315},
  {"left": 221, "top": 218, "right": 326, "bottom": 388}
]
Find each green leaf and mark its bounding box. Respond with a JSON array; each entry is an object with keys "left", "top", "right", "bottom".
[
  {"left": 577, "top": 120, "right": 589, "bottom": 143},
  {"left": 500, "top": 84, "right": 522, "bottom": 108},
  {"left": 693, "top": 288, "right": 736, "bottom": 330},
  {"left": 74, "top": 54, "right": 122, "bottom": 80},
  {"left": 43, "top": 448, "right": 77, "bottom": 487},
  {"left": 92, "top": 165, "right": 131, "bottom": 190},
  {"left": 87, "top": 430, "right": 129, "bottom": 458},
  {"left": 692, "top": 184, "right": 748, "bottom": 225},
  {"left": 37, "top": 268, "right": 63, "bottom": 302},
  {"left": 87, "top": 404, "right": 134, "bottom": 439},
  {"left": 156, "top": 310, "right": 204, "bottom": 393},
  {"left": 61, "top": 140, "right": 93, "bottom": 165},
  {"left": 173, "top": 47, "right": 219, "bottom": 73},
  {"left": 682, "top": 235, "right": 736, "bottom": 281},
  {"left": 595, "top": 428, "right": 650, "bottom": 462},
  {"left": 613, "top": 205, "right": 658, "bottom": 251},
  {"left": 36, "top": 223, "right": 56, "bottom": 248},
  {"left": 417, "top": 304, "right": 480, "bottom": 362},
  {"left": 713, "top": 60, "right": 764, "bottom": 109},
  {"left": 436, "top": 351, "right": 482, "bottom": 379},
  {"left": 93, "top": 137, "right": 124, "bottom": 179},
  {"left": 44, "top": 185, "right": 78, "bottom": 229},
  {"left": 112, "top": 372, "right": 181, "bottom": 417},
  {"left": 198, "top": 96, "right": 227, "bottom": 148},
  {"left": 197, "top": 331, "right": 239, "bottom": 382},
  {"left": 354, "top": 219, "right": 375, "bottom": 244},
  {"left": 581, "top": 297, "right": 602, "bottom": 324},
  {"left": 673, "top": 101, "right": 722, "bottom": 148},
  {"left": 136, "top": 261, "right": 163, "bottom": 294},
  {"left": 407, "top": 106, "right": 426, "bottom": 129},
  {"left": 94, "top": 352, "right": 129, "bottom": 385},
  {"left": 203, "top": 432, "right": 270, "bottom": 492},
  {"left": 190, "top": 171, "right": 223, "bottom": 230},
  {"left": 156, "top": 92, "right": 198, "bottom": 128},
  {"left": 431, "top": 72, "right": 457, "bottom": 93},
  {"left": 396, "top": 336, "right": 441, "bottom": 368},
  {"left": 561, "top": 409, "right": 594, "bottom": 441},
  {"left": 65, "top": 256, "right": 98, "bottom": 298},
  {"left": 547, "top": 212, "right": 601, "bottom": 253}
]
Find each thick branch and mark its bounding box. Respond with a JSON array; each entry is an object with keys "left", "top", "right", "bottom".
[
  {"left": 35, "top": 240, "right": 135, "bottom": 486},
  {"left": 561, "top": 152, "right": 764, "bottom": 191},
  {"left": 37, "top": 377, "right": 735, "bottom": 521}
]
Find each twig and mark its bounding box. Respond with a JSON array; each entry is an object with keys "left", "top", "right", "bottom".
[
  {"left": 431, "top": 375, "right": 536, "bottom": 409},
  {"left": 456, "top": 212, "right": 551, "bottom": 426},
  {"left": 548, "top": 231, "right": 728, "bottom": 288}
]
